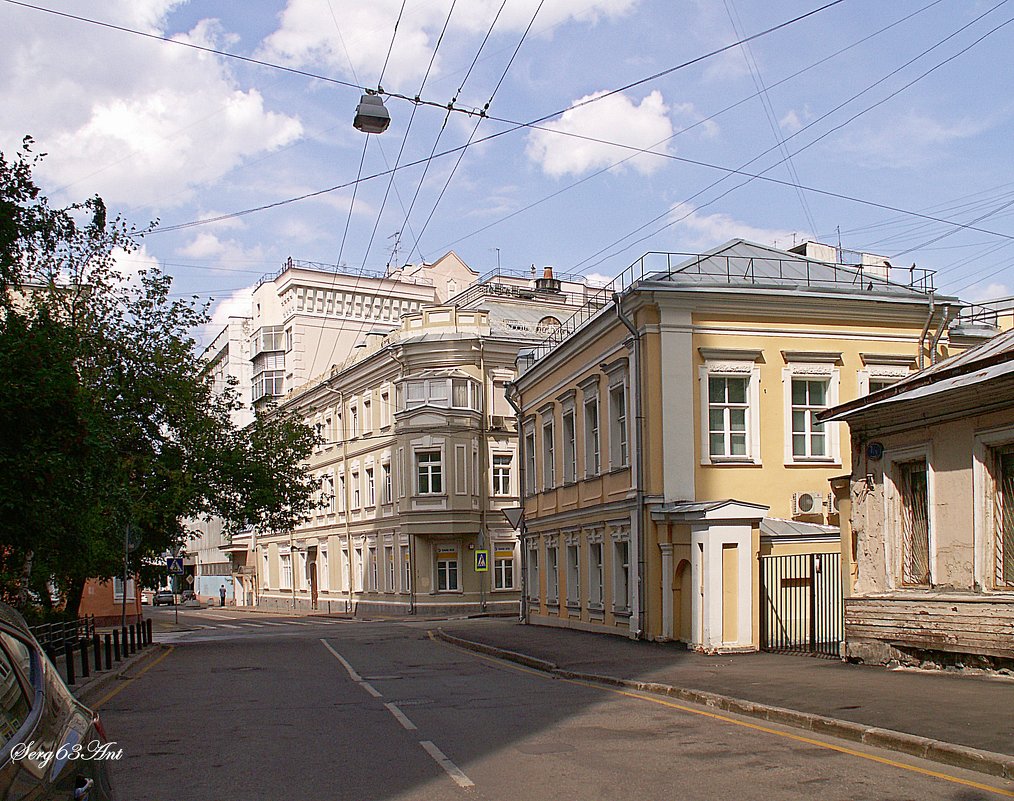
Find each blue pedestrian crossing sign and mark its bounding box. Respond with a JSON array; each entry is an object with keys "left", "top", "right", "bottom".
[
  {"left": 166, "top": 557, "right": 184, "bottom": 575},
  {"left": 474, "top": 550, "right": 489, "bottom": 572}
]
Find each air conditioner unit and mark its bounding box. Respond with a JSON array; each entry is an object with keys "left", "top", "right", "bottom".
[
  {"left": 791, "top": 490, "right": 825, "bottom": 516},
  {"left": 490, "top": 415, "right": 514, "bottom": 431},
  {"left": 827, "top": 492, "right": 842, "bottom": 516}
]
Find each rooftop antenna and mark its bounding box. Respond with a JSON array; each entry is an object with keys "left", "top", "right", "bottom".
[
  {"left": 386, "top": 231, "right": 401, "bottom": 274},
  {"left": 836, "top": 225, "right": 843, "bottom": 262}
]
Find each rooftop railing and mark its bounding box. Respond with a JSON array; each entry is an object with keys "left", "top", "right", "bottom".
[
  {"left": 524, "top": 250, "right": 939, "bottom": 365},
  {"left": 256, "top": 257, "right": 435, "bottom": 290}
]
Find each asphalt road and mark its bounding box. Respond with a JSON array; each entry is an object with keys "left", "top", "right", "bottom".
[{"left": 97, "top": 611, "right": 1014, "bottom": 801}]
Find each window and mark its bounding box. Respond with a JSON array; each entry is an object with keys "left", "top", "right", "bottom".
[
  {"left": 546, "top": 546, "right": 559, "bottom": 602},
  {"left": 868, "top": 378, "right": 898, "bottom": 394},
  {"left": 323, "top": 474, "right": 335, "bottom": 513},
  {"left": 403, "top": 378, "right": 478, "bottom": 410},
  {"left": 350, "top": 405, "right": 360, "bottom": 439},
  {"left": 613, "top": 539, "right": 630, "bottom": 611},
  {"left": 609, "top": 384, "right": 628, "bottom": 468},
  {"left": 417, "top": 451, "right": 442, "bottom": 494},
  {"left": 994, "top": 446, "right": 1014, "bottom": 588},
  {"left": 524, "top": 426, "right": 536, "bottom": 496},
  {"left": 542, "top": 418, "right": 555, "bottom": 490},
  {"left": 588, "top": 541, "right": 604, "bottom": 608},
  {"left": 566, "top": 544, "right": 580, "bottom": 605},
  {"left": 112, "top": 577, "right": 135, "bottom": 601},
  {"left": 494, "top": 548, "right": 514, "bottom": 590},
  {"left": 279, "top": 553, "right": 293, "bottom": 590},
  {"left": 368, "top": 546, "right": 378, "bottom": 591},
  {"left": 436, "top": 550, "right": 459, "bottom": 591},
  {"left": 297, "top": 551, "right": 308, "bottom": 590},
  {"left": 451, "top": 379, "right": 471, "bottom": 409},
  {"left": 492, "top": 454, "right": 512, "bottom": 496},
  {"left": 353, "top": 546, "right": 364, "bottom": 592},
  {"left": 381, "top": 391, "right": 391, "bottom": 427},
  {"left": 362, "top": 399, "right": 372, "bottom": 432},
  {"left": 708, "top": 376, "right": 749, "bottom": 458},
  {"left": 385, "top": 546, "right": 395, "bottom": 591},
  {"left": 898, "top": 459, "right": 930, "bottom": 586},
  {"left": 262, "top": 551, "right": 270, "bottom": 589},
  {"left": 791, "top": 378, "right": 829, "bottom": 459},
  {"left": 400, "top": 544, "right": 411, "bottom": 592},
  {"left": 366, "top": 468, "right": 375, "bottom": 507},
  {"left": 284, "top": 326, "right": 293, "bottom": 352},
  {"left": 337, "top": 473, "right": 346, "bottom": 512},
  {"left": 352, "top": 471, "right": 360, "bottom": 508},
  {"left": 341, "top": 546, "right": 350, "bottom": 592},
  {"left": 319, "top": 549, "right": 329, "bottom": 592},
  {"left": 562, "top": 411, "right": 576, "bottom": 484},
  {"left": 382, "top": 463, "right": 392, "bottom": 504},
  {"left": 527, "top": 544, "right": 539, "bottom": 600},
  {"left": 584, "top": 396, "right": 600, "bottom": 477},
  {"left": 252, "top": 370, "right": 284, "bottom": 402}
]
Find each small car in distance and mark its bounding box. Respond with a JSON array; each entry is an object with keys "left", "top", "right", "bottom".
[
  {"left": 151, "top": 589, "right": 176, "bottom": 606},
  {"left": 0, "top": 602, "right": 116, "bottom": 799}
]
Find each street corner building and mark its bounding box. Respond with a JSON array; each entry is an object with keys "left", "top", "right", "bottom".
[
  {"left": 512, "top": 238, "right": 993, "bottom": 653},
  {"left": 226, "top": 256, "right": 593, "bottom": 616},
  {"left": 823, "top": 323, "right": 1014, "bottom": 669}
]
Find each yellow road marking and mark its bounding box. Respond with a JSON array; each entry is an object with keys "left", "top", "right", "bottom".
[
  {"left": 91, "top": 646, "right": 175, "bottom": 710},
  {"left": 430, "top": 632, "right": 1014, "bottom": 798}
]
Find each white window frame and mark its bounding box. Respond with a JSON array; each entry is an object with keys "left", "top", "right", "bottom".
[
  {"left": 583, "top": 393, "right": 600, "bottom": 478},
  {"left": 436, "top": 549, "right": 459, "bottom": 592},
  {"left": 546, "top": 539, "right": 559, "bottom": 605},
  {"left": 612, "top": 531, "right": 631, "bottom": 613},
  {"left": 973, "top": 426, "right": 1014, "bottom": 593},
  {"left": 527, "top": 542, "right": 539, "bottom": 601},
  {"left": 416, "top": 449, "right": 443, "bottom": 495},
  {"left": 699, "top": 355, "right": 761, "bottom": 465},
  {"left": 858, "top": 353, "right": 914, "bottom": 397},
  {"left": 318, "top": 547, "right": 330, "bottom": 592},
  {"left": 524, "top": 422, "right": 537, "bottom": 497},
  {"left": 493, "top": 545, "right": 515, "bottom": 590},
  {"left": 261, "top": 550, "right": 270, "bottom": 590},
  {"left": 781, "top": 358, "right": 840, "bottom": 466},
  {"left": 541, "top": 413, "right": 556, "bottom": 491},
  {"left": 565, "top": 536, "right": 581, "bottom": 607},
  {"left": 366, "top": 467, "right": 375, "bottom": 507},
  {"left": 368, "top": 545, "right": 378, "bottom": 591},
  {"left": 353, "top": 545, "right": 364, "bottom": 592},
  {"left": 382, "top": 462, "right": 393, "bottom": 504},
  {"left": 587, "top": 536, "right": 604, "bottom": 610},
  {"left": 384, "top": 544, "right": 395, "bottom": 592},
  {"left": 608, "top": 381, "right": 628, "bottom": 470},
  {"left": 351, "top": 471, "right": 361, "bottom": 509},
  {"left": 492, "top": 453, "right": 512, "bottom": 496},
  {"left": 400, "top": 544, "right": 411, "bottom": 593},
  {"left": 884, "top": 444, "right": 934, "bottom": 590},
  {"left": 562, "top": 410, "right": 577, "bottom": 484},
  {"left": 279, "top": 551, "right": 293, "bottom": 591}
]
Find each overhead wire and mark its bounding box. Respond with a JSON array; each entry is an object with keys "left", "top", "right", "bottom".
[{"left": 403, "top": 0, "right": 539, "bottom": 265}]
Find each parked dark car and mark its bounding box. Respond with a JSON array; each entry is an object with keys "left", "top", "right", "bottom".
[
  {"left": 151, "top": 589, "right": 175, "bottom": 607},
  {"left": 0, "top": 602, "right": 116, "bottom": 799}
]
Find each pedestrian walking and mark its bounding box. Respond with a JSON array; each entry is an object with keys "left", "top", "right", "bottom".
[{"left": 219, "top": 585, "right": 226, "bottom": 607}]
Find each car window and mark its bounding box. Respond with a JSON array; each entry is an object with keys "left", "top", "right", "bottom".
[
  {"left": 0, "top": 632, "right": 36, "bottom": 688},
  {"left": 0, "top": 643, "right": 31, "bottom": 748}
]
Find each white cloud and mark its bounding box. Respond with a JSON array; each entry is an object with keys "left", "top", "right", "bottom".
[
  {"left": 209, "top": 285, "right": 255, "bottom": 327},
  {"left": 667, "top": 203, "right": 800, "bottom": 249},
  {"left": 178, "top": 232, "right": 266, "bottom": 270},
  {"left": 111, "top": 244, "right": 160, "bottom": 279},
  {"left": 965, "top": 282, "right": 1013, "bottom": 303},
  {"left": 526, "top": 90, "right": 674, "bottom": 178},
  {"left": 259, "top": 0, "right": 640, "bottom": 90},
  {"left": 584, "top": 271, "right": 614, "bottom": 287},
  {"left": 779, "top": 109, "right": 807, "bottom": 134},
  {"left": 0, "top": 2, "right": 302, "bottom": 209},
  {"left": 841, "top": 111, "right": 991, "bottom": 169}
]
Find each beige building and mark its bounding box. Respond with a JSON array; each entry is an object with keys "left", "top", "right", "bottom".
[
  {"left": 252, "top": 267, "right": 593, "bottom": 615},
  {"left": 824, "top": 327, "right": 1014, "bottom": 668},
  {"left": 513, "top": 239, "right": 962, "bottom": 652}
]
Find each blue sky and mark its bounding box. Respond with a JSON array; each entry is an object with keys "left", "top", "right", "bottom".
[{"left": 4, "top": 0, "right": 1014, "bottom": 347}]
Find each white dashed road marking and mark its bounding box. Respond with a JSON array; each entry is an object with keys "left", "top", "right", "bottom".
[
  {"left": 419, "top": 741, "right": 474, "bottom": 789},
  {"left": 384, "top": 703, "right": 417, "bottom": 730}
]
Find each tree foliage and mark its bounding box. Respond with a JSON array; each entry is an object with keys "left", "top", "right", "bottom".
[{"left": 0, "top": 138, "right": 318, "bottom": 616}]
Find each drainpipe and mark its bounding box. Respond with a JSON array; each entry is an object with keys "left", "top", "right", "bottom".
[
  {"left": 613, "top": 292, "right": 645, "bottom": 640},
  {"left": 929, "top": 303, "right": 954, "bottom": 366},
  {"left": 917, "top": 292, "right": 935, "bottom": 370},
  {"left": 389, "top": 347, "right": 415, "bottom": 615},
  {"left": 477, "top": 340, "right": 488, "bottom": 614},
  {"left": 504, "top": 381, "right": 528, "bottom": 624}
]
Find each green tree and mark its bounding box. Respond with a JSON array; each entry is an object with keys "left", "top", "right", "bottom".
[{"left": 0, "top": 139, "right": 318, "bottom": 617}]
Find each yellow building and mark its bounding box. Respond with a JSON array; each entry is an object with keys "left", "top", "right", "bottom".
[{"left": 513, "top": 239, "right": 963, "bottom": 652}]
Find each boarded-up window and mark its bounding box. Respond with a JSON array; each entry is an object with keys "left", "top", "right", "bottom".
[
  {"left": 995, "top": 446, "right": 1014, "bottom": 587},
  {"left": 898, "top": 460, "right": 930, "bottom": 586}
]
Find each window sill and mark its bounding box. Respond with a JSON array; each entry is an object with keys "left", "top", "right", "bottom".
[
  {"left": 432, "top": 590, "right": 464, "bottom": 595},
  {"left": 785, "top": 459, "right": 840, "bottom": 467},
  {"left": 703, "top": 457, "right": 761, "bottom": 467},
  {"left": 565, "top": 600, "right": 581, "bottom": 610},
  {"left": 606, "top": 466, "right": 630, "bottom": 475},
  {"left": 588, "top": 601, "right": 604, "bottom": 612},
  {"left": 491, "top": 587, "right": 516, "bottom": 593},
  {"left": 612, "top": 605, "right": 631, "bottom": 617}
]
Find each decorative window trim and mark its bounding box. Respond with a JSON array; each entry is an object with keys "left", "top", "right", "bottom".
[
  {"left": 973, "top": 425, "right": 1014, "bottom": 593},
  {"left": 782, "top": 363, "right": 841, "bottom": 466},
  {"left": 858, "top": 363, "right": 912, "bottom": 397},
  {"left": 699, "top": 352, "right": 762, "bottom": 466},
  {"left": 884, "top": 443, "right": 934, "bottom": 590}
]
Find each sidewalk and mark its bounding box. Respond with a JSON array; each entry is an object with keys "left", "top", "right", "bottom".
[{"left": 438, "top": 618, "right": 1014, "bottom": 779}]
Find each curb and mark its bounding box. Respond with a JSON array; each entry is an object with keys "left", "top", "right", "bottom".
[
  {"left": 435, "top": 629, "right": 1014, "bottom": 781},
  {"left": 72, "top": 644, "right": 171, "bottom": 708}
]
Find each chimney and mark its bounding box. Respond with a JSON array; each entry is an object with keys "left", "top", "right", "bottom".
[{"left": 535, "top": 265, "right": 562, "bottom": 294}]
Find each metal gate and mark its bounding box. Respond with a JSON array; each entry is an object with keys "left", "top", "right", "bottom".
[{"left": 759, "top": 552, "right": 843, "bottom": 657}]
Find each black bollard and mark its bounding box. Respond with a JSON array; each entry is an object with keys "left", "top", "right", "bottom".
[
  {"left": 79, "top": 639, "right": 89, "bottom": 679},
  {"left": 135, "top": 620, "right": 143, "bottom": 648},
  {"left": 128, "top": 624, "right": 135, "bottom": 654},
  {"left": 146, "top": 618, "right": 153, "bottom": 645},
  {"left": 112, "top": 628, "right": 120, "bottom": 662},
  {"left": 92, "top": 632, "right": 101, "bottom": 672},
  {"left": 121, "top": 626, "right": 129, "bottom": 655},
  {"left": 64, "top": 640, "right": 75, "bottom": 685},
  {"left": 104, "top": 634, "right": 112, "bottom": 670}
]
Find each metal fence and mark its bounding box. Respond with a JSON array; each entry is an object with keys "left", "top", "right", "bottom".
[
  {"left": 759, "top": 553, "right": 843, "bottom": 658},
  {"left": 29, "top": 615, "right": 96, "bottom": 650}
]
